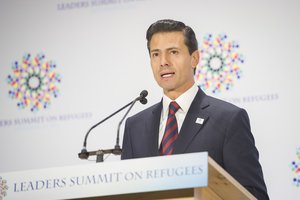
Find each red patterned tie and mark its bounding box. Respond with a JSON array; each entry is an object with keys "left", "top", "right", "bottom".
[{"left": 160, "top": 101, "right": 180, "bottom": 155}]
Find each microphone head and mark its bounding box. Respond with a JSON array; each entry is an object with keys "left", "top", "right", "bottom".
[
  {"left": 139, "top": 90, "right": 148, "bottom": 104},
  {"left": 140, "top": 90, "right": 148, "bottom": 98},
  {"left": 140, "top": 98, "right": 148, "bottom": 105}
]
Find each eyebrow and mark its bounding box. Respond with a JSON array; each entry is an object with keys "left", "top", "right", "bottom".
[
  {"left": 150, "top": 47, "right": 179, "bottom": 53},
  {"left": 150, "top": 49, "right": 160, "bottom": 53}
]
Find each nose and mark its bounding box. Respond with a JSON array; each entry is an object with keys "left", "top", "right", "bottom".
[{"left": 160, "top": 53, "right": 169, "bottom": 67}]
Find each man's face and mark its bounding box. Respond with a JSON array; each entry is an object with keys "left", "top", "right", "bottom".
[{"left": 149, "top": 31, "right": 199, "bottom": 99}]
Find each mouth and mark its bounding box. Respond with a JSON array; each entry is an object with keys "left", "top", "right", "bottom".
[{"left": 161, "top": 72, "right": 175, "bottom": 78}]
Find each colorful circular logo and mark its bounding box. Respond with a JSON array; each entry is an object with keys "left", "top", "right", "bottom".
[
  {"left": 6, "top": 53, "right": 61, "bottom": 112},
  {"left": 195, "top": 33, "right": 244, "bottom": 93},
  {"left": 0, "top": 176, "right": 8, "bottom": 200},
  {"left": 291, "top": 147, "right": 300, "bottom": 187}
]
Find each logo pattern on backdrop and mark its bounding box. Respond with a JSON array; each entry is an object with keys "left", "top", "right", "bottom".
[
  {"left": 290, "top": 147, "right": 300, "bottom": 187},
  {"left": 6, "top": 53, "right": 61, "bottom": 112},
  {"left": 0, "top": 176, "right": 8, "bottom": 200},
  {"left": 195, "top": 33, "right": 244, "bottom": 93}
]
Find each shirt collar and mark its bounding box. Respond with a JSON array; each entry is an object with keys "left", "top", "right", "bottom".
[{"left": 162, "top": 83, "right": 199, "bottom": 116}]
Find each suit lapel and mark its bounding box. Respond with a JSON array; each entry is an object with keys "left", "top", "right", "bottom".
[{"left": 173, "top": 88, "right": 210, "bottom": 154}]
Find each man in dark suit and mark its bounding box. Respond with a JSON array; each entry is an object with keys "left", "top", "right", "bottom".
[{"left": 121, "top": 19, "right": 269, "bottom": 200}]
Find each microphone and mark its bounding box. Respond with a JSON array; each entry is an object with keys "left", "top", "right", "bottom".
[
  {"left": 78, "top": 90, "right": 148, "bottom": 160},
  {"left": 114, "top": 90, "right": 148, "bottom": 154},
  {"left": 137, "top": 90, "right": 148, "bottom": 105}
]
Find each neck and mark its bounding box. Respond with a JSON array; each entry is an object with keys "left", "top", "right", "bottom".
[{"left": 164, "top": 81, "right": 195, "bottom": 100}]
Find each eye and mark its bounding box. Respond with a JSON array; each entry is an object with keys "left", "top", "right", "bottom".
[
  {"left": 151, "top": 52, "right": 159, "bottom": 58},
  {"left": 170, "top": 50, "right": 179, "bottom": 55}
]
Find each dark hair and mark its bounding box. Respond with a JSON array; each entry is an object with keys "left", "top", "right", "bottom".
[{"left": 146, "top": 19, "right": 198, "bottom": 55}]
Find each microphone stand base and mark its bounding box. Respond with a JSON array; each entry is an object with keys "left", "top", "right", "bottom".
[
  {"left": 96, "top": 150, "right": 104, "bottom": 162},
  {"left": 78, "top": 148, "right": 122, "bottom": 162}
]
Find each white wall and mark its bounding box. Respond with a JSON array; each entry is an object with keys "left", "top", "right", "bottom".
[{"left": 0, "top": 0, "right": 300, "bottom": 199}]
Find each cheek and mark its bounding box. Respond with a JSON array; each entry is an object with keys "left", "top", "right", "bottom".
[
  {"left": 151, "top": 60, "right": 159, "bottom": 72},
  {"left": 179, "top": 61, "right": 194, "bottom": 77},
  {"left": 150, "top": 64, "right": 159, "bottom": 78}
]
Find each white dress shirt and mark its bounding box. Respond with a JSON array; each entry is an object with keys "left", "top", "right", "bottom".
[{"left": 158, "top": 83, "right": 199, "bottom": 146}]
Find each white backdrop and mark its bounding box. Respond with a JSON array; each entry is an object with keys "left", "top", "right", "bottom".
[{"left": 1, "top": 0, "right": 300, "bottom": 199}]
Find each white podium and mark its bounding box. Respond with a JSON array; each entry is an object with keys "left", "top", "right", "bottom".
[{"left": 0, "top": 152, "right": 256, "bottom": 200}]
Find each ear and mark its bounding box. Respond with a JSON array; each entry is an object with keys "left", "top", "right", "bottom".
[{"left": 191, "top": 50, "right": 200, "bottom": 69}]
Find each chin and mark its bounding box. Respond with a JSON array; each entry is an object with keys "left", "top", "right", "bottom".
[{"left": 162, "top": 86, "right": 177, "bottom": 93}]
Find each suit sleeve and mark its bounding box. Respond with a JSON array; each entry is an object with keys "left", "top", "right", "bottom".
[
  {"left": 121, "top": 118, "right": 133, "bottom": 160},
  {"left": 223, "top": 108, "right": 269, "bottom": 200}
]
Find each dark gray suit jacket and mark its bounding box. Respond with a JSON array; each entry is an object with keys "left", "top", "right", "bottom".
[{"left": 121, "top": 88, "right": 269, "bottom": 200}]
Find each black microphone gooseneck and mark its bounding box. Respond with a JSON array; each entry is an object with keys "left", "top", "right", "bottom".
[
  {"left": 114, "top": 90, "right": 148, "bottom": 154},
  {"left": 78, "top": 90, "right": 148, "bottom": 161}
]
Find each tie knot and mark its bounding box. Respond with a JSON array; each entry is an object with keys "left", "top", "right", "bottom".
[{"left": 169, "top": 101, "right": 180, "bottom": 115}]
